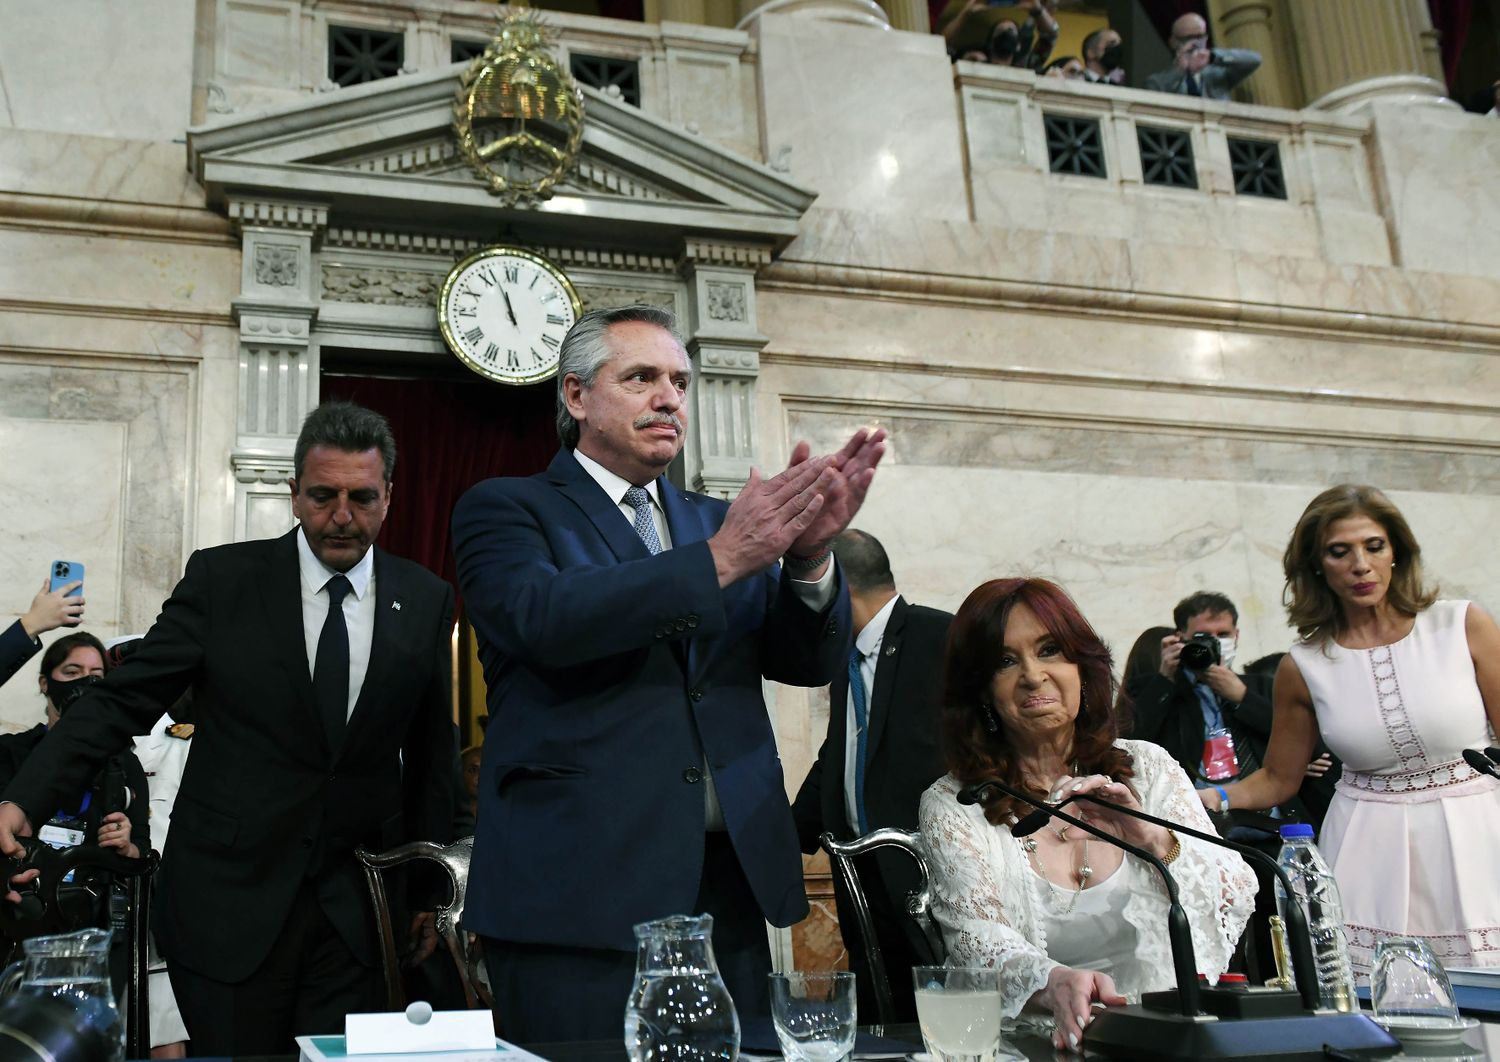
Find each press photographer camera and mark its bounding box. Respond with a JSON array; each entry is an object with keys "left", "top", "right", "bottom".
[
  {"left": 0, "top": 633, "right": 152, "bottom": 1001},
  {"left": 1178, "top": 630, "right": 1222, "bottom": 671}
]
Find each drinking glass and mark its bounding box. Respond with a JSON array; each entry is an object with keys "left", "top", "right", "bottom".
[
  {"left": 912, "top": 967, "right": 1004, "bottom": 1062},
  {"left": 768, "top": 971, "right": 856, "bottom": 1062},
  {"left": 1372, "top": 936, "right": 1461, "bottom": 1025}
]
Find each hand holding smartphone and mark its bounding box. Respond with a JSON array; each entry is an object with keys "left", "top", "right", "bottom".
[{"left": 49, "top": 560, "right": 84, "bottom": 598}]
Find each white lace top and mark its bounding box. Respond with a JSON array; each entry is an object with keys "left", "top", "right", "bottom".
[{"left": 919, "top": 739, "right": 1257, "bottom": 1017}]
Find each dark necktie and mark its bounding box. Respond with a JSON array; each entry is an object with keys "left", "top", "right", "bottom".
[
  {"left": 623, "top": 486, "right": 663, "bottom": 555},
  {"left": 849, "top": 648, "right": 870, "bottom": 835},
  {"left": 1186, "top": 74, "right": 1202, "bottom": 97},
  {"left": 313, "top": 574, "right": 353, "bottom": 749}
]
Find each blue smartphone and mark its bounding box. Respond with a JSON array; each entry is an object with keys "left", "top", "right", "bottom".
[{"left": 49, "top": 560, "right": 84, "bottom": 597}]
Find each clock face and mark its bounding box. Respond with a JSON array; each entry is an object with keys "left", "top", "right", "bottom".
[{"left": 438, "top": 247, "right": 582, "bottom": 385}]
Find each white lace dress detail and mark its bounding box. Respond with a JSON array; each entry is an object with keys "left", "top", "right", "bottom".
[{"left": 919, "top": 739, "right": 1256, "bottom": 1018}]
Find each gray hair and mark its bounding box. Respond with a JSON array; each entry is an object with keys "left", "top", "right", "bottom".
[
  {"left": 555, "top": 305, "right": 684, "bottom": 448},
  {"left": 294, "top": 401, "right": 397, "bottom": 482}
]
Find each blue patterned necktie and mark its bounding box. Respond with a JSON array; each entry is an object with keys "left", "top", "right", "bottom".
[
  {"left": 849, "top": 647, "right": 870, "bottom": 835},
  {"left": 622, "top": 487, "right": 663, "bottom": 555}
]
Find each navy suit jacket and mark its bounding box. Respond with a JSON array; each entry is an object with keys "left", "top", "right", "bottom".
[
  {"left": 452, "top": 449, "right": 851, "bottom": 951},
  {"left": 2, "top": 531, "right": 456, "bottom": 981}
]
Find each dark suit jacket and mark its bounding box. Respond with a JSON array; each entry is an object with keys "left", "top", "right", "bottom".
[
  {"left": 451, "top": 449, "right": 850, "bottom": 951},
  {"left": 1126, "top": 667, "right": 1339, "bottom": 827},
  {"left": 792, "top": 597, "right": 950, "bottom": 868},
  {"left": 0, "top": 621, "right": 39, "bottom": 692},
  {"left": 2, "top": 530, "right": 456, "bottom": 982}
]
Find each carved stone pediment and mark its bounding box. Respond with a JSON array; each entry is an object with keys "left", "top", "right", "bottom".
[{"left": 187, "top": 71, "right": 813, "bottom": 248}]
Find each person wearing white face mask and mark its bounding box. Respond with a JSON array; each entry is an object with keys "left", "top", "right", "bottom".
[
  {"left": 1124, "top": 591, "right": 1339, "bottom": 831},
  {"left": 1125, "top": 591, "right": 1339, "bottom": 980}
]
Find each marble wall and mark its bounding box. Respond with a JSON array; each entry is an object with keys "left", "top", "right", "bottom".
[
  {"left": 0, "top": 129, "right": 242, "bottom": 731},
  {"left": 0, "top": 0, "right": 197, "bottom": 142}
]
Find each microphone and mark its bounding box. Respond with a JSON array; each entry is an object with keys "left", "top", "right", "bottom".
[
  {"left": 958, "top": 777, "right": 1201, "bottom": 1017},
  {"left": 1463, "top": 747, "right": 1500, "bottom": 781},
  {"left": 959, "top": 776, "right": 1401, "bottom": 1060},
  {"left": 1016, "top": 791, "right": 1320, "bottom": 1012}
]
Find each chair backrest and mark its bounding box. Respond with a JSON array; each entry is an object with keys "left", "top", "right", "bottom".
[
  {"left": 355, "top": 837, "right": 487, "bottom": 1010},
  {"left": 820, "top": 827, "right": 944, "bottom": 1025}
]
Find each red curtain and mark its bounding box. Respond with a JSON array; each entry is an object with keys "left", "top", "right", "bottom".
[
  {"left": 1426, "top": 0, "right": 1472, "bottom": 87},
  {"left": 320, "top": 375, "right": 557, "bottom": 600}
]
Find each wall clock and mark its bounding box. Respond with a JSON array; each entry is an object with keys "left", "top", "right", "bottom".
[{"left": 438, "top": 246, "right": 582, "bottom": 385}]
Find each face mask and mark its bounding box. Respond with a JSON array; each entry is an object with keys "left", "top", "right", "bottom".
[
  {"left": 990, "top": 27, "right": 1020, "bottom": 62},
  {"left": 1218, "top": 639, "right": 1238, "bottom": 671},
  {"left": 47, "top": 674, "right": 101, "bottom": 717},
  {"left": 1100, "top": 43, "right": 1124, "bottom": 71}
]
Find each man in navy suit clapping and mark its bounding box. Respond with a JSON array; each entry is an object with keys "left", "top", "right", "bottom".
[{"left": 453, "top": 305, "right": 885, "bottom": 1041}]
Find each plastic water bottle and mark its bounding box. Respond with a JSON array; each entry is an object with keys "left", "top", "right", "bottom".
[{"left": 1275, "top": 822, "right": 1357, "bottom": 1012}]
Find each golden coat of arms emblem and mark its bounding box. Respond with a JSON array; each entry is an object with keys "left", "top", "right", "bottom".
[{"left": 453, "top": 10, "right": 585, "bottom": 206}]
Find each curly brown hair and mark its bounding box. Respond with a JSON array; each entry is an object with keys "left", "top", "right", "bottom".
[
  {"left": 941, "top": 578, "right": 1135, "bottom": 826},
  {"left": 1283, "top": 484, "right": 1436, "bottom": 645}
]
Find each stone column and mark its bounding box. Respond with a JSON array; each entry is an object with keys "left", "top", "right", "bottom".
[
  {"left": 226, "top": 196, "right": 326, "bottom": 541},
  {"left": 1283, "top": 0, "right": 1450, "bottom": 113},
  {"left": 877, "top": 0, "right": 929, "bottom": 35},
  {"left": 678, "top": 239, "right": 773, "bottom": 499},
  {"left": 1207, "top": 0, "right": 1300, "bottom": 109}
]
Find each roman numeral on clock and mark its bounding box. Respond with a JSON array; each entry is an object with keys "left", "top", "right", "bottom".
[
  {"left": 541, "top": 333, "right": 561, "bottom": 351},
  {"left": 504, "top": 264, "right": 520, "bottom": 284},
  {"left": 483, "top": 342, "right": 498, "bottom": 362},
  {"left": 546, "top": 314, "right": 566, "bottom": 326},
  {"left": 464, "top": 326, "right": 484, "bottom": 346},
  {"left": 506, "top": 349, "right": 520, "bottom": 369}
]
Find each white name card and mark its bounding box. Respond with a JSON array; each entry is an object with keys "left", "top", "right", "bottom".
[{"left": 345, "top": 1005, "right": 496, "bottom": 1055}]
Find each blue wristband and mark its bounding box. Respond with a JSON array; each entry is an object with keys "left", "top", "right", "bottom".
[{"left": 1213, "top": 785, "right": 1229, "bottom": 813}]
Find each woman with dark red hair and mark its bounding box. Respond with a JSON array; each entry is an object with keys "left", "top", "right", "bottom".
[{"left": 919, "top": 578, "right": 1256, "bottom": 1052}]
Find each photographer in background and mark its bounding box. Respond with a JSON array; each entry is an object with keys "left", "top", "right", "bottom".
[
  {"left": 1, "top": 580, "right": 86, "bottom": 689},
  {"left": 1124, "top": 591, "right": 1336, "bottom": 826},
  {"left": 939, "top": 0, "right": 1058, "bottom": 69},
  {"left": 0, "top": 632, "right": 150, "bottom": 999},
  {"left": 1143, "top": 12, "right": 1260, "bottom": 100},
  {"left": 1122, "top": 591, "right": 1335, "bottom": 978}
]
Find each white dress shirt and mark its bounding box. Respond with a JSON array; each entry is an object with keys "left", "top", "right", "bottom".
[
  {"left": 844, "top": 593, "right": 898, "bottom": 834},
  {"left": 296, "top": 527, "right": 377, "bottom": 721}
]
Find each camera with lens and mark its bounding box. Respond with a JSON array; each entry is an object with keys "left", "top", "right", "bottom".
[{"left": 1179, "top": 631, "right": 1221, "bottom": 671}]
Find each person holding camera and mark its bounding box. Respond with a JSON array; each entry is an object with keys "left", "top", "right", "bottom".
[
  {"left": 1124, "top": 591, "right": 1338, "bottom": 829},
  {"left": 1143, "top": 12, "right": 1260, "bottom": 100}
]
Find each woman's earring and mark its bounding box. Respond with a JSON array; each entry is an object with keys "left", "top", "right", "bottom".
[{"left": 981, "top": 702, "right": 999, "bottom": 733}]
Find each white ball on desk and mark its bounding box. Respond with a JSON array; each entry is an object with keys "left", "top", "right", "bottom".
[{"left": 406, "top": 1000, "right": 434, "bottom": 1025}]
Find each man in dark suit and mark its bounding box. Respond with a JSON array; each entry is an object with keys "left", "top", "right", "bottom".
[
  {"left": 792, "top": 529, "right": 950, "bottom": 1022},
  {"left": 0, "top": 402, "right": 456, "bottom": 1056},
  {"left": 451, "top": 305, "right": 885, "bottom": 1042}
]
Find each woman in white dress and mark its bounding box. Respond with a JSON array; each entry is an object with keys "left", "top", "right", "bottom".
[
  {"left": 1200, "top": 484, "right": 1500, "bottom": 975},
  {"left": 920, "top": 578, "right": 1255, "bottom": 1053}
]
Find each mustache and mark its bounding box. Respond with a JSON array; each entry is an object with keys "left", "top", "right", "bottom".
[{"left": 634, "top": 413, "right": 683, "bottom": 433}]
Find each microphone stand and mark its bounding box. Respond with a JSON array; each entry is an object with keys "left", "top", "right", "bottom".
[
  {"left": 959, "top": 777, "right": 1201, "bottom": 1017},
  {"left": 1014, "top": 792, "right": 1320, "bottom": 1012},
  {"left": 958, "top": 777, "right": 1400, "bottom": 1061}
]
